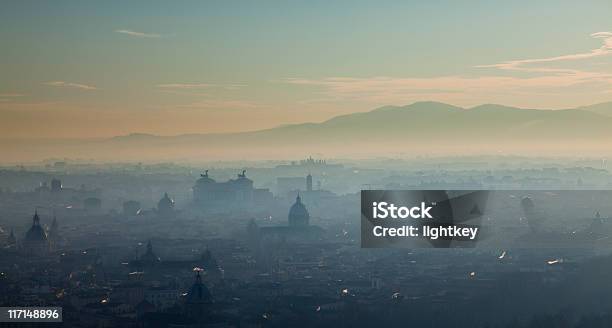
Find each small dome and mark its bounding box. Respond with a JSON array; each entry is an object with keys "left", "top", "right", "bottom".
[
  {"left": 186, "top": 271, "right": 212, "bottom": 304},
  {"left": 25, "top": 211, "right": 48, "bottom": 242},
  {"left": 158, "top": 193, "right": 174, "bottom": 210},
  {"left": 288, "top": 194, "right": 309, "bottom": 227}
]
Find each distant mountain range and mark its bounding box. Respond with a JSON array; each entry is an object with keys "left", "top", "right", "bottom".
[
  {"left": 4, "top": 101, "right": 612, "bottom": 162},
  {"left": 577, "top": 102, "right": 612, "bottom": 117}
]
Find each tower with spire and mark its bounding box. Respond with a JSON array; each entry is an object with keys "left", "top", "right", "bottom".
[{"left": 306, "top": 173, "right": 313, "bottom": 192}]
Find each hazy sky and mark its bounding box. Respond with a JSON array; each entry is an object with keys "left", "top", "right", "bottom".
[{"left": 1, "top": 0, "right": 612, "bottom": 138}]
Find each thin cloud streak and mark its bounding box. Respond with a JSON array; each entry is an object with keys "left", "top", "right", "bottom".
[
  {"left": 477, "top": 32, "right": 612, "bottom": 72},
  {"left": 157, "top": 83, "right": 246, "bottom": 90},
  {"left": 157, "top": 83, "right": 213, "bottom": 89},
  {"left": 284, "top": 73, "right": 612, "bottom": 107},
  {"left": 285, "top": 32, "right": 612, "bottom": 107},
  {"left": 115, "top": 29, "right": 162, "bottom": 38},
  {"left": 44, "top": 81, "right": 97, "bottom": 90},
  {"left": 177, "top": 99, "right": 259, "bottom": 110}
]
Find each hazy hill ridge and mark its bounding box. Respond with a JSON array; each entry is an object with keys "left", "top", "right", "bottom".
[
  {"left": 5, "top": 101, "right": 612, "bottom": 161},
  {"left": 114, "top": 101, "right": 612, "bottom": 142}
]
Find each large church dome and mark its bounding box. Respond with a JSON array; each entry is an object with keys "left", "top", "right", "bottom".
[
  {"left": 22, "top": 211, "right": 50, "bottom": 256},
  {"left": 25, "top": 211, "right": 47, "bottom": 242},
  {"left": 288, "top": 194, "right": 310, "bottom": 227}
]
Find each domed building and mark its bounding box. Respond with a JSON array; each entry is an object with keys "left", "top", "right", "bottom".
[
  {"left": 22, "top": 211, "right": 50, "bottom": 256},
  {"left": 250, "top": 195, "right": 322, "bottom": 269},
  {"left": 185, "top": 268, "right": 212, "bottom": 321},
  {"left": 288, "top": 194, "right": 310, "bottom": 227},
  {"left": 252, "top": 194, "right": 322, "bottom": 256},
  {"left": 157, "top": 193, "right": 175, "bottom": 217}
]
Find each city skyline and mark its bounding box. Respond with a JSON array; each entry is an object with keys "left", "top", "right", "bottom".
[{"left": 5, "top": 3, "right": 612, "bottom": 327}]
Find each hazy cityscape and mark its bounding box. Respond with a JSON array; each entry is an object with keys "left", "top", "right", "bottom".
[
  {"left": 3, "top": 1, "right": 612, "bottom": 327},
  {"left": 1, "top": 156, "right": 612, "bottom": 327}
]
